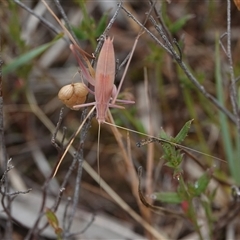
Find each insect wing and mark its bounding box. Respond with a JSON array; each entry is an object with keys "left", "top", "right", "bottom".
[{"left": 95, "top": 37, "right": 116, "bottom": 122}]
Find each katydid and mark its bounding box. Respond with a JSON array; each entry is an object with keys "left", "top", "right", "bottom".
[
  {"left": 41, "top": 0, "right": 227, "bottom": 179},
  {"left": 41, "top": 0, "right": 137, "bottom": 177},
  {"left": 70, "top": 34, "right": 142, "bottom": 177},
  {"left": 70, "top": 36, "right": 135, "bottom": 123}
]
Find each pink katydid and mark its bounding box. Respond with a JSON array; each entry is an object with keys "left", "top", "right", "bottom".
[
  {"left": 70, "top": 36, "right": 137, "bottom": 121},
  {"left": 53, "top": 32, "right": 144, "bottom": 178},
  {"left": 41, "top": 0, "right": 136, "bottom": 122},
  {"left": 70, "top": 34, "right": 144, "bottom": 177},
  {"left": 41, "top": 0, "right": 140, "bottom": 177},
  {"left": 41, "top": 0, "right": 227, "bottom": 179}
]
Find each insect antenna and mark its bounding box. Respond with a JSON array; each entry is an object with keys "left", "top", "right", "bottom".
[
  {"left": 97, "top": 122, "right": 101, "bottom": 184},
  {"left": 104, "top": 121, "right": 227, "bottom": 164},
  {"left": 51, "top": 106, "right": 96, "bottom": 178}
]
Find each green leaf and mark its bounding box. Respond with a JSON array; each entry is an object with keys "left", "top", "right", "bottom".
[
  {"left": 72, "top": 26, "right": 88, "bottom": 40},
  {"left": 159, "top": 128, "right": 171, "bottom": 141},
  {"left": 3, "top": 34, "right": 63, "bottom": 76},
  {"left": 159, "top": 121, "right": 192, "bottom": 170},
  {"left": 174, "top": 119, "right": 193, "bottom": 144},
  {"left": 169, "top": 14, "right": 195, "bottom": 34},
  {"left": 154, "top": 192, "right": 183, "bottom": 204},
  {"left": 45, "top": 208, "right": 59, "bottom": 229},
  {"left": 8, "top": 1, "right": 25, "bottom": 49},
  {"left": 45, "top": 208, "right": 63, "bottom": 239},
  {"left": 162, "top": 143, "right": 173, "bottom": 158},
  {"left": 215, "top": 33, "right": 240, "bottom": 184},
  {"left": 209, "top": 187, "right": 218, "bottom": 202},
  {"left": 95, "top": 13, "right": 108, "bottom": 37},
  {"left": 202, "top": 199, "right": 215, "bottom": 236},
  {"left": 165, "top": 161, "right": 176, "bottom": 168},
  {"left": 192, "top": 169, "right": 212, "bottom": 196}
]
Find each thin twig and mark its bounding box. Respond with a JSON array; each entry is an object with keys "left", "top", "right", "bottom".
[
  {"left": 38, "top": 188, "right": 66, "bottom": 234},
  {"left": 63, "top": 197, "right": 71, "bottom": 231},
  {"left": 137, "top": 137, "right": 232, "bottom": 187},
  {"left": 51, "top": 107, "right": 95, "bottom": 178},
  {"left": 126, "top": 130, "right": 147, "bottom": 212},
  {"left": 61, "top": 5, "right": 124, "bottom": 235},
  {"left": 26, "top": 99, "right": 167, "bottom": 239},
  {"left": 121, "top": 5, "right": 171, "bottom": 54},
  {"left": 0, "top": 161, "right": 26, "bottom": 230},
  {"left": 138, "top": 167, "right": 184, "bottom": 218},
  {"left": 59, "top": 6, "right": 127, "bottom": 234},
  {"left": 0, "top": 188, "right": 24, "bottom": 228},
  {"left": 149, "top": 0, "right": 172, "bottom": 43},
  {"left": 121, "top": 5, "right": 236, "bottom": 124},
  {"left": 25, "top": 180, "right": 50, "bottom": 239},
  {"left": 65, "top": 110, "right": 93, "bottom": 235},
  {"left": 67, "top": 214, "right": 95, "bottom": 238},
  {"left": 21, "top": 2, "right": 122, "bottom": 236},
  {"left": 7, "top": 188, "right": 32, "bottom": 197},
  {"left": 219, "top": 32, "right": 228, "bottom": 56},
  {"left": 51, "top": 108, "right": 64, "bottom": 153},
  {"left": 0, "top": 159, "right": 13, "bottom": 184},
  {"left": 226, "top": 0, "right": 240, "bottom": 133},
  {"left": 143, "top": 68, "right": 154, "bottom": 205},
  {"left": 214, "top": 201, "right": 240, "bottom": 234},
  {"left": 173, "top": 38, "right": 183, "bottom": 62},
  {"left": 0, "top": 53, "right": 6, "bottom": 173},
  {"left": 93, "top": 2, "right": 123, "bottom": 64},
  {"left": 13, "top": 0, "right": 63, "bottom": 40},
  {"left": 105, "top": 114, "right": 166, "bottom": 239},
  {"left": 53, "top": 0, "right": 80, "bottom": 46},
  {"left": 61, "top": 108, "right": 95, "bottom": 237},
  {"left": 150, "top": 14, "right": 236, "bottom": 123},
  {"left": 0, "top": 145, "right": 12, "bottom": 239},
  {"left": 118, "top": 1, "right": 156, "bottom": 72}
]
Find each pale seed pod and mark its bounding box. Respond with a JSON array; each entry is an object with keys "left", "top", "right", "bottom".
[{"left": 58, "top": 83, "right": 88, "bottom": 110}]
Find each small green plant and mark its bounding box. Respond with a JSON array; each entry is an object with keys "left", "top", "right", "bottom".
[
  {"left": 45, "top": 208, "right": 63, "bottom": 240},
  {"left": 73, "top": 0, "right": 108, "bottom": 48},
  {"left": 3, "top": 34, "right": 63, "bottom": 76},
  {"left": 138, "top": 120, "right": 217, "bottom": 240},
  {"left": 160, "top": 119, "right": 193, "bottom": 177}
]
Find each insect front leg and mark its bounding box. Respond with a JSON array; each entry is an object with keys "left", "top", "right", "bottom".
[{"left": 110, "top": 84, "right": 135, "bottom": 105}]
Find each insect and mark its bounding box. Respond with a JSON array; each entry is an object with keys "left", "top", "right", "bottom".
[
  {"left": 41, "top": 0, "right": 226, "bottom": 180},
  {"left": 70, "top": 33, "right": 141, "bottom": 178},
  {"left": 71, "top": 37, "right": 135, "bottom": 123},
  {"left": 41, "top": 0, "right": 140, "bottom": 177}
]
